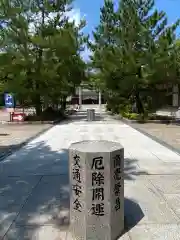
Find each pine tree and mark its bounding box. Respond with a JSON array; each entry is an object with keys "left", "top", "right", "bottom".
[
  {"left": 90, "top": 0, "right": 180, "bottom": 113},
  {"left": 0, "top": 0, "right": 87, "bottom": 115}
]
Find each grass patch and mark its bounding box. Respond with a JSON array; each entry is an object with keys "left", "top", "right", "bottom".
[{"left": 121, "top": 111, "right": 175, "bottom": 122}]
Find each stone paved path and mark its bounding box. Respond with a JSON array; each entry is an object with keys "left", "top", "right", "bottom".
[
  {"left": 1, "top": 107, "right": 180, "bottom": 239},
  {"left": 131, "top": 122, "right": 180, "bottom": 152}
]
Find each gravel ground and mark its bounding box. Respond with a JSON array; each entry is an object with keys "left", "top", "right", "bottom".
[
  {"left": 131, "top": 122, "right": 180, "bottom": 151},
  {"left": 0, "top": 124, "right": 51, "bottom": 160}
]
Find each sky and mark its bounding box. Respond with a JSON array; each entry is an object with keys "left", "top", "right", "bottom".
[{"left": 71, "top": 0, "right": 180, "bottom": 60}]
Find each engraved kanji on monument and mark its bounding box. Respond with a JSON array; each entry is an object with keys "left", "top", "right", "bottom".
[{"left": 69, "top": 140, "right": 124, "bottom": 240}]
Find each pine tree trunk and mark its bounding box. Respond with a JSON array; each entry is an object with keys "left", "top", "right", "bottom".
[
  {"left": 135, "top": 90, "right": 144, "bottom": 114},
  {"left": 61, "top": 96, "right": 67, "bottom": 112},
  {"left": 34, "top": 94, "right": 42, "bottom": 116}
]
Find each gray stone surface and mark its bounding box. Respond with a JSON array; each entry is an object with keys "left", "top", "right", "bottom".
[
  {"left": 129, "top": 224, "right": 180, "bottom": 240},
  {"left": 0, "top": 176, "right": 40, "bottom": 238},
  {"left": 66, "top": 231, "right": 131, "bottom": 240},
  {"left": 0, "top": 124, "right": 51, "bottom": 160},
  {"left": 69, "top": 140, "right": 124, "bottom": 240},
  {"left": 87, "top": 109, "right": 95, "bottom": 121},
  {"left": 124, "top": 177, "right": 179, "bottom": 225},
  {"left": 131, "top": 122, "right": 180, "bottom": 152},
  {"left": 0, "top": 176, "right": 40, "bottom": 209},
  {"left": 149, "top": 175, "right": 180, "bottom": 194},
  {"left": 3, "top": 224, "right": 67, "bottom": 240},
  {"left": 15, "top": 175, "right": 69, "bottom": 226},
  {"left": 1, "top": 107, "right": 180, "bottom": 239}
]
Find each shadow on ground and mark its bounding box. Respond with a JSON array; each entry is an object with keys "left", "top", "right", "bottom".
[
  {"left": 0, "top": 144, "right": 27, "bottom": 162},
  {"left": 124, "top": 158, "right": 147, "bottom": 180},
  {"left": 0, "top": 141, "right": 146, "bottom": 239},
  {"left": 124, "top": 198, "right": 144, "bottom": 232}
]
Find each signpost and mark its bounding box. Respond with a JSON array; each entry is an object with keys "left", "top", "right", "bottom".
[
  {"left": 12, "top": 113, "right": 25, "bottom": 122},
  {"left": 4, "top": 93, "right": 15, "bottom": 121}
]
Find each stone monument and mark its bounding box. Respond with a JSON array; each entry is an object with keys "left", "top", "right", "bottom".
[
  {"left": 69, "top": 140, "right": 124, "bottom": 240},
  {"left": 87, "top": 109, "right": 95, "bottom": 121}
]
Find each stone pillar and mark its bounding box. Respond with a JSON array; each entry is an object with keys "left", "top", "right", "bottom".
[
  {"left": 98, "top": 91, "right": 102, "bottom": 114},
  {"left": 87, "top": 109, "right": 95, "bottom": 121},
  {"left": 78, "top": 86, "right": 82, "bottom": 109},
  {"left": 69, "top": 140, "right": 124, "bottom": 240},
  {"left": 172, "top": 84, "right": 179, "bottom": 107},
  {"left": 99, "top": 91, "right": 101, "bottom": 106}
]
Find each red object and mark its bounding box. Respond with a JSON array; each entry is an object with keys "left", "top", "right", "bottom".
[{"left": 12, "top": 113, "right": 25, "bottom": 122}]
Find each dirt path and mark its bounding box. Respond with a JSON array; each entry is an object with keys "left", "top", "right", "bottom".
[{"left": 0, "top": 124, "right": 51, "bottom": 160}]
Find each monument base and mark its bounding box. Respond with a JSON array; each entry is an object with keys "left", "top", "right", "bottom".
[{"left": 58, "top": 227, "right": 125, "bottom": 240}]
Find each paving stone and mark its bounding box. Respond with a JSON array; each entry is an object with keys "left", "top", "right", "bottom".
[
  {"left": 135, "top": 163, "right": 180, "bottom": 175},
  {"left": 131, "top": 122, "right": 180, "bottom": 152},
  {"left": 163, "top": 194, "right": 180, "bottom": 218},
  {"left": 1, "top": 120, "right": 179, "bottom": 177},
  {"left": 117, "top": 234, "right": 130, "bottom": 240},
  {"left": 0, "top": 148, "right": 69, "bottom": 176},
  {"left": 124, "top": 178, "right": 179, "bottom": 226},
  {"left": 0, "top": 211, "right": 17, "bottom": 239},
  {"left": 148, "top": 175, "right": 180, "bottom": 194},
  {"left": 15, "top": 176, "right": 69, "bottom": 226},
  {"left": 0, "top": 176, "right": 41, "bottom": 209},
  {"left": 0, "top": 176, "right": 41, "bottom": 238},
  {"left": 128, "top": 149, "right": 161, "bottom": 162},
  {"left": 152, "top": 150, "right": 180, "bottom": 163},
  {"left": 2, "top": 109, "right": 180, "bottom": 240},
  {"left": 129, "top": 224, "right": 180, "bottom": 240},
  {"left": 4, "top": 224, "right": 67, "bottom": 240},
  {"left": 126, "top": 148, "right": 164, "bottom": 174}
]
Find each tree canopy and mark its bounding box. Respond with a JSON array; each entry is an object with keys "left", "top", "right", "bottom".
[
  {"left": 0, "top": 0, "right": 87, "bottom": 115},
  {"left": 90, "top": 0, "right": 180, "bottom": 113},
  {"left": 0, "top": 0, "right": 180, "bottom": 117}
]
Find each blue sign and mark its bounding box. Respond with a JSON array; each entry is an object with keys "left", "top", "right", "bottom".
[{"left": 4, "top": 93, "right": 15, "bottom": 108}]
